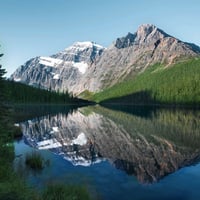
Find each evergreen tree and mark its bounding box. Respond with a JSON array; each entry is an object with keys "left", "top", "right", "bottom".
[{"left": 0, "top": 51, "right": 6, "bottom": 103}]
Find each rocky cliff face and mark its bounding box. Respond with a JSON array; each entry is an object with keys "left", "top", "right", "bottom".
[
  {"left": 10, "top": 42, "right": 105, "bottom": 94},
  {"left": 10, "top": 24, "right": 200, "bottom": 96},
  {"left": 81, "top": 24, "right": 200, "bottom": 92}
]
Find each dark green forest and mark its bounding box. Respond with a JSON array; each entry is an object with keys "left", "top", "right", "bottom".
[{"left": 5, "top": 80, "right": 89, "bottom": 104}]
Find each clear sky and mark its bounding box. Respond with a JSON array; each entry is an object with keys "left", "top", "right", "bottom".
[{"left": 0, "top": 0, "right": 200, "bottom": 77}]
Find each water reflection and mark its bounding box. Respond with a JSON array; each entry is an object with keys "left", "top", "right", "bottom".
[{"left": 18, "top": 105, "right": 200, "bottom": 183}]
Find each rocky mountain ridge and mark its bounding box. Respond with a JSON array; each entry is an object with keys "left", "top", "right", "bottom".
[
  {"left": 10, "top": 24, "right": 200, "bottom": 96},
  {"left": 11, "top": 41, "right": 105, "bottom": 93}
]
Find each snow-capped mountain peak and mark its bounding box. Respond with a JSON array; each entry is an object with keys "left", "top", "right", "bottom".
[
  {"left": 10, "top": 41, "right": 105, "bottom": 93},
  {"left": 66, "top": 41, "right": 104, "bottom": 51},
  {"left": 51, "top": 41, "right": 105, "bottom": 63}
]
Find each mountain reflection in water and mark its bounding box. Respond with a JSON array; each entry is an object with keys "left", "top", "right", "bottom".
[{"left": 18, "top": 105, "right": 200, "bottom": 183}]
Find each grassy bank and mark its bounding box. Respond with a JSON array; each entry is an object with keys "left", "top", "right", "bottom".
[
  {"left": 0, "top": 109, "right": 92, "bottom": 200},
  {"left": 90, "top": 58, "right": 200, "bottom": 105}
]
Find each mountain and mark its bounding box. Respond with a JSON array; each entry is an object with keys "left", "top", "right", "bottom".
[
  {"left": 10, "top": 24, "right": 200, "bottom": 101},
  {"left": 10, "top": 41, "right": 105, "bottom": 94},
  {"left": 79, "top": 24, "right": 200, "bottom": 95}
]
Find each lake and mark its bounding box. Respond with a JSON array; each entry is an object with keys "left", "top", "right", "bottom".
[{"left": 14, "top": 104, "right": 200, "bottom": 200}]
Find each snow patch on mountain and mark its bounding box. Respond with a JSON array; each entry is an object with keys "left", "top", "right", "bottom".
[
  {"left": 37, "top": 139, "right": 62, "bottom": 149},
  {"left": 52, "top": 127, "right": 59, "bottom": 132},
  {"left": 72, "top": 132, "right": 87, "bottom": 145},
  {"left": 40, "top": 56, "right": 88, "bottom": 74},
  {"left": 73, "top": 62, "right": 88, "bottom": 74},
  {"left": 64, "top": 155, "right": 104, "bottom": 167},
  {"left": 53, "top": 74, "right": 60, "bottom": 80},
  {"left": 39, "top": 57, "right": 63, "bottom": 67}
]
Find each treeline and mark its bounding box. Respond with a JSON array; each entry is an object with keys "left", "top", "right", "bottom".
[{"left": 5, "top": 80, "right": 89, "bottom": 104}]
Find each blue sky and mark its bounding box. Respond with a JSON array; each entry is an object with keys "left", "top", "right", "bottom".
[{"left": 0, "top": 0, "right": 200, "bottom": 76}]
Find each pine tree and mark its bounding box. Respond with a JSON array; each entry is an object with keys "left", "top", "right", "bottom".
[{"left": 0, "top": 51, "right": 6, "bottom": 102}]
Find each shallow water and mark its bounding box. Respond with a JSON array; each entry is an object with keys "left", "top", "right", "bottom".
[{"left": 14, "top": 105, "right": 200, "bottom": 200}]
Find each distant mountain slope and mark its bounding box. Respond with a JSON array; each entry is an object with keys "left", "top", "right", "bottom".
[
  {"left": 90, "top": 58, "right": 200, "bottom": 105},
  {"left": 10, "top": 24, "right": 200, "bottom": 103},
  {"left": 79, "top": 24, "right": 200, "bottom": 93}
]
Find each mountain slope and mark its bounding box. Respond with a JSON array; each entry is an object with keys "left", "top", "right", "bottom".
[
  {"left": 90, "top": 58, "right": 200, "bottom": 104},
  {"left": 78, "top": 24, "right": 200, "bottom": 94},
  {"left": 10, "top": 24, "right": 200, "bottom": 102}
]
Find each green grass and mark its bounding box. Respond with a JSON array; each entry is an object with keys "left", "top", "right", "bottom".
[
  {"left": 0, "top": 121, "right": 39, "bottom": 200},
  {"left": 90, "top": 58, "right": 200, "bottom": 105},
  {"left": 0, "top": 173, "right": 39, "bottom": 200},
  {"left": 25, "top": 151, "right": 45, "bottom": 170},
  {"left": 42, "top": 184, "right": 91, "bottom": 200}
]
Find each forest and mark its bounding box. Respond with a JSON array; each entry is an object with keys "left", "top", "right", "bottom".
[
  {"left": 5, "top": 80, "right": 89, "bottom": 104},
  {"left": 90, "top": 58, "right": 200, "bottom": 106}
]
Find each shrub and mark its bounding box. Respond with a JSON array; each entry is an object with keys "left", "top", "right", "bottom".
[{"left": 25, "top": 151, "right": 44, "bottom": 170}]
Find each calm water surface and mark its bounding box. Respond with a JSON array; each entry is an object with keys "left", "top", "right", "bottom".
[{"left": 14, "top": 105, "right": 200, "bottom": 200}]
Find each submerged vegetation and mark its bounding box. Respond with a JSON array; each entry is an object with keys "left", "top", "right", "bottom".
[
  {"left": 91, "top": 58, "right": 200, "bottom": 105},
  {"left": 25, "top": 151, "right": 45, "bottom": 170}
]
